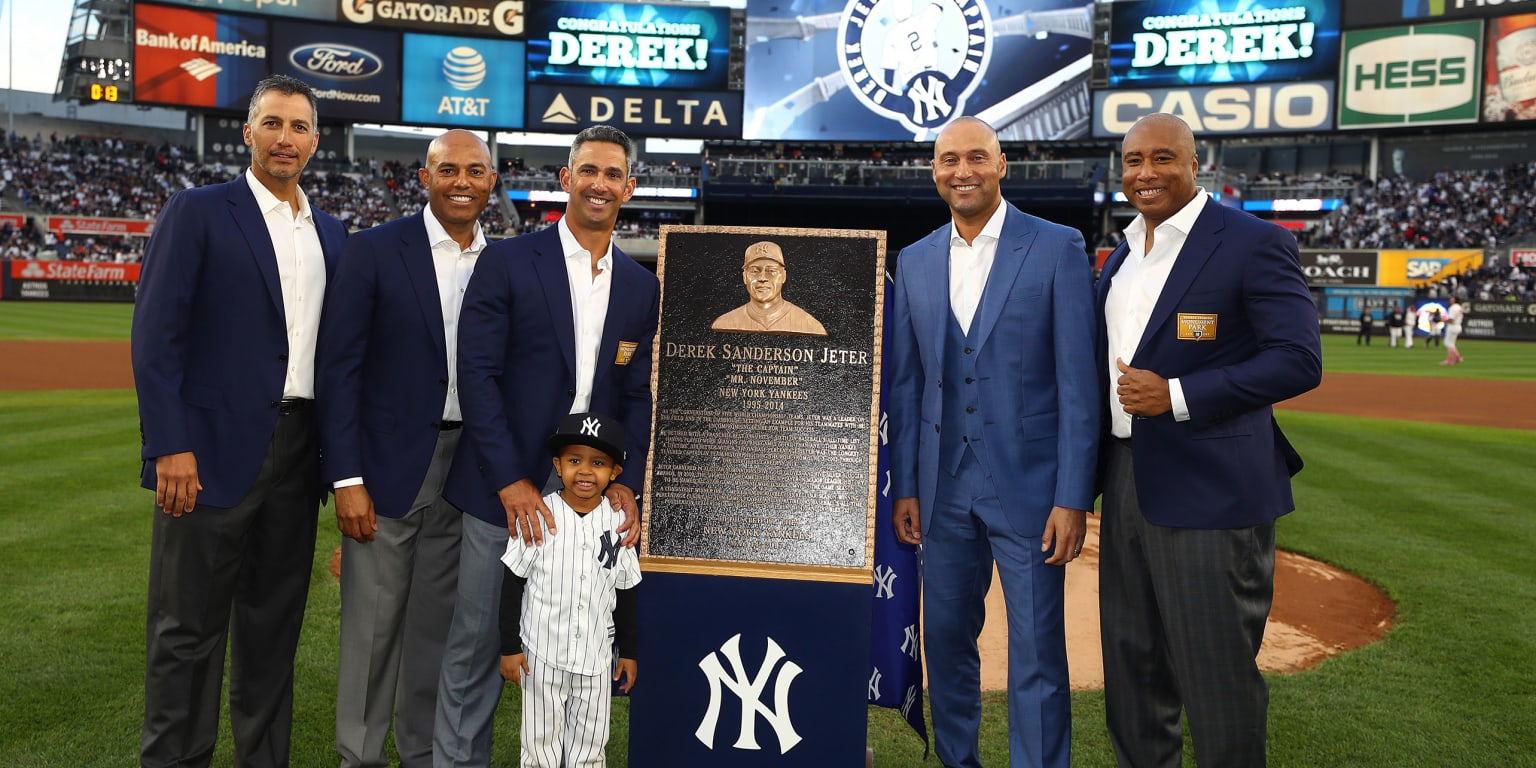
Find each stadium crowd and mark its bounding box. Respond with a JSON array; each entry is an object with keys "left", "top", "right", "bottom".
[
  {"left": 4, "top": 131, "right": 1536, "bottom": 284},
  {"left": 1296, "top": 163, "right": 1536, "bottom": 251}
]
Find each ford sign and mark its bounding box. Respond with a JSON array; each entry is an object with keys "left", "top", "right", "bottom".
[{"left": 290, "top": 44, "right": 385, "bottom": 80}]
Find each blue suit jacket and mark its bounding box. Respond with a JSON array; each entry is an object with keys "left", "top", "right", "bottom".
[
  {"left": 444, "top": 224, "right": 660, "bottom": 527},
  {"left": 132, "top": 176, "right": 347, "bottom": 508},
  {"left": 888, "top": 203, "right": 1100, "bottom": 536},
  {"left": 1094, "top": 198, "right": 1322, "bottom": 529},
  {"left": 316, "top": 212, "right": 463, "bottom": 518}
]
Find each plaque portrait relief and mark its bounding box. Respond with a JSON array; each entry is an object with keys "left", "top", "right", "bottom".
[{"left": 711, "top": 240, "right": 828, "bottom": 336}]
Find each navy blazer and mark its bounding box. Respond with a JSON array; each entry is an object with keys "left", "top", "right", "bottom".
[
  {"left": 132, "top": 176, "right": 347, "bottom": 508},
  {"left": 888, "top": 202, "right": 1101, "bottom": 537},
  {"left": 316, "top": 212, "right": 464, "bottom": 518},
  {"left": 1094, "top": 197, "right": 1322, "bottom": 529},
  {"left": 444, "top": 224, "right": 660, "bottom": 527}
]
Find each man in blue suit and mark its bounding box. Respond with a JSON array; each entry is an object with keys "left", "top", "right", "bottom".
[
  {"left": 131, "top": 74, "right": 347, "bottom": 768},
  {"left": 889, "top": 116, "right": 1099, "bottom": 768},
  {"left": 1096, "top": 113, "right": 1322, "bottom": 768},
  {"left": 435, "top": 125, "right": 659, "bottom": 766},
  {"left": 318, "top": 129, "right": 497, "bottom": 768}
]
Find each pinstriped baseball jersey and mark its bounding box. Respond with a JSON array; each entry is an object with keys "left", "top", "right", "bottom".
[{"left": 500, "top": 492, "right": 641, "bottom": 676}]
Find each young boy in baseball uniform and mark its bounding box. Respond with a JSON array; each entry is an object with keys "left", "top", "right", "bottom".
[{"left": 498, "top": 411, "right": 640, "bottom": 767}]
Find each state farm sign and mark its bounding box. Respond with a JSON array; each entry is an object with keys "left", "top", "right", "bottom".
[
  {"left": 46, "top": 216, "right": 156, "bottom": 237},
  {"left": 10, "top": 260, "right": 141, "bottom": 282}
]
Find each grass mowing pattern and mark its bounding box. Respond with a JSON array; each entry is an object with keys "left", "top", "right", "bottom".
[
  {"left": 0, "top": 302, "right": 134, "bottom": 341},
  {"left": 3, "top": 394, "right": 1534, "bottom": 765}
]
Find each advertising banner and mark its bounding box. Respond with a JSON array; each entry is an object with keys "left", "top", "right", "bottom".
[
  {"left": 271, "top": 21, "right": 401, "bottom": 124},
  {"left": 1377, "top": 249, "right": 1483, "bottom": 286},
  {"left": 525, "top": 83, "right": 741, "bottom": 138},
  {"left": 1482, "top": 14, "right": 1536, "bottom": 123},
  {"left": 134, "top": 3, "right": 270, "bottom": 111},
  {"left": 1300, "top": 249, "right": 1376, "bottom": 285},
  {"left": 1338, "top": 21, "right": 1483, "bottom": 128},
  {"left": 526, "top": 1, "right": 732, "bottom": 91},
  {"left": 400, "top": 33, "right": 525, "bottom": 129},
  {"left": 1462, "top": 300, "right": 1536, "bottom": 339},
  {"left": 10, "top": 260, "right": 142, "bottom": 282},
  {"left": 46, "top": 217, "right": 157, "bottom": 237},
  {"left": 742, "top": 0, "right": 1093, "bottom": 141},
  {"left": 1106, "top": 0, "right": 1341, "bottom": 88},
  {"left": 148, "top": 0, "right": 336, "bottom": 21},
  {"left": 1093, "top": 80, "right": 1334, "bottom": 136},
  {"left": 1345, "top": 0, "right": 1536, "bottom": 29},
  {"left": 1511, "top": 247, "right": 1536, "bottom": 267},
  {"left": 339, "top": 0, "right": 526, "bottom": 38}
]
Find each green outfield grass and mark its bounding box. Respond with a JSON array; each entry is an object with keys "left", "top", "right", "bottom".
[
  {"left": 0, "top": 302, "right": 133, "bottom": 340},
  {"left": 2, "top": 392, "right": 1533, "bottom": 766},
  {"left": 4, "top": 302, "right": 1533, "bottom": 382},
  {"left": 1318, "top": 332, "right": 1536, "bottom": 381}
]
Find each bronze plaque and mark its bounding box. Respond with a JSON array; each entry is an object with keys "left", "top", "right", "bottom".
[{"left": 641, "top": 226, "right": 886, "bottom": 583}]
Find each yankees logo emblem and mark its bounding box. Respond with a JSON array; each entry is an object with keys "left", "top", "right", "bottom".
[
  {"left": 580, "top": 417, "right": 601, "bottom": 437},
  {"left": 596, "top": 530, "right": 621, "bottom": 570},
  {"left": 837, "top": 0, "right": 992, "bottom": 133}
]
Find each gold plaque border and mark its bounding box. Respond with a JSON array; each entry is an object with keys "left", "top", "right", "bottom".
[{"left": 640, "top": 224, "right": 888, "bottom": 586}]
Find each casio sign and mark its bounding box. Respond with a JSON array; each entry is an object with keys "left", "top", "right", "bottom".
[
  {"left": 290, "top": 44, "right": 384, "bottom": 80},
  {"left": 1344, "top": 34, "right": 1474, "bottom": 115}
]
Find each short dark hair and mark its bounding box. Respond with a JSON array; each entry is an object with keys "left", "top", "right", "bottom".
[
  {"left": 568, "top": 125, "right": 635, "bottom": 177},
  {"left": 246, "top": 74, "right": 318, "bottom": 127}
]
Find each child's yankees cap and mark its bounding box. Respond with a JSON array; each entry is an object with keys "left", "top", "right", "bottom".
[{"left": 547, "top": 411, "right": 626, "bottom": 465}]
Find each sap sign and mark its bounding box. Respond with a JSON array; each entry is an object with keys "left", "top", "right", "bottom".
[
  {"left": 527, "top": 1, "right": 732, "bottom": 91},
  {"left": 1407, "top": 258, "right": 1451, "bottom": 280},
  {"left": 1094, "top": 81, "right": 1334, "bottom": 136},
  {"left": 401, "top": 33, "right": 524, "bottom": 129},
  {"left": 1338, "top": 21, "right": 1482, "bottom": 127}
]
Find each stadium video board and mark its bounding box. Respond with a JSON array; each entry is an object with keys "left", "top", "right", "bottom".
[
  {"left": 1338, "top": 21, "right": 1484, "bottom": 129},
  {"left": 401, "top": 33, "right": 526, "bottom": 129},
  {"left": 147, "top": 0, "right": 337, "bottom": 21},
  {"left": 271, "top": 21, "right": 402, "bottom": 124},
  {"left": 1105, "top": 0, "right": 1341, "bottom": 88},
  {"left": 1483, "top": 14, "right": 1536, "bottom": 123},
  {"left": 526, "top": 1, "right": 732, "bottom": 90},
  {"left": 524, "top": 1, "right": 740, "bottom": 137},
  {"left": 1344, "top": 0, "right": 1536, "bottom": 29},
  {"left": 741, "top": 0, "right": 1093, "bottom": 141},
  {"left": 134, "top": 3, "right": 270, "bottom": 111}
]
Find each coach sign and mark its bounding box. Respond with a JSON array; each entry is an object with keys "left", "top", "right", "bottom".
[{"left": 1300, "top": 249, "right": 1376, "bottom": 285}]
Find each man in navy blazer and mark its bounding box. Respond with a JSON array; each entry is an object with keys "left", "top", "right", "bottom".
[
  {"left": 889, "top": 117, "right": 1099, "bottom": 768},
  {"left": 1096, "top": 113, "right": 1322, "bottom": 767},
  {"left": 317, "top": 130, "right": 497, "bottom": 768},
  {"left": 131, "top": 74, "right": 347, "bottom": 768},
  {"left": 435, "top": 125, "right": 659, "bottom": 766}
]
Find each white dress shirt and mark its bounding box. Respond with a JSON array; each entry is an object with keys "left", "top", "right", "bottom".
[
  {"left": 1105, "top": 189, "right": 1210, "bottom": 439},
  {"left": 423, "top": 205, "right": 486, "bottom": 421},
  {"left": 948, "top": 201, "right": 1007, "bottom": 335},
  {"left": 557, "top": 217, "right": 612, "bottom": 414},
  {"left": 245, "top": 168, "right": 325, "bottom": 400}
]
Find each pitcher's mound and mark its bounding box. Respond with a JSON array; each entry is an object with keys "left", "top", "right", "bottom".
[{"left": 970, "top": 516, "right": 1393, "bottom": 691}]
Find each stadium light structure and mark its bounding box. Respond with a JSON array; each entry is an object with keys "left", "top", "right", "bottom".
[{"left": 55, "top": 0, "right": 133, "bottom": 106}]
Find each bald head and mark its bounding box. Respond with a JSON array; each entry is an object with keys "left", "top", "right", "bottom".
[
  {"left": 1120, "top": 112, "right": 1200, "bottom": 229},
  {"left": 420, "top": 129, "right": 496, "bottom": 245},
  {"left": 931, "top": 116, "right": 1006, "bottom": 235}
]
